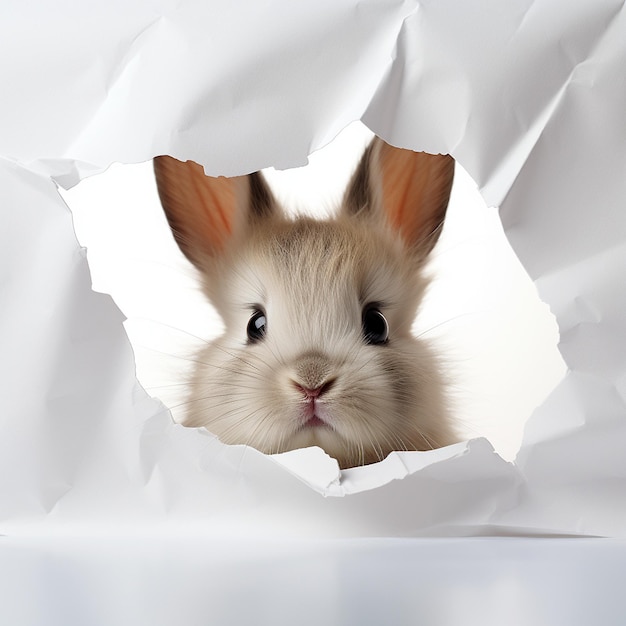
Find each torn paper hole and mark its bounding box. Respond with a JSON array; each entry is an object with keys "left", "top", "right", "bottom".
[{"left": 61, "top": 122, "right": 565, "bottom": 489}]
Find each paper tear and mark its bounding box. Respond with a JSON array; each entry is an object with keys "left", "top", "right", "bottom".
[
  {"left": 1, "top": 0, "right": 626, "bottom": 538},
  {"left": 271, "top": 448, "right": 342, "bottom": 494}
]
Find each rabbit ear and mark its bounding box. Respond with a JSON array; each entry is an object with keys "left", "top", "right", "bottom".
[
  {"left": 343, "top": 137, "right": 454, "bottom": 261},
  {"left": 154, "top": 155, "right": 276, "bottom": 267}
]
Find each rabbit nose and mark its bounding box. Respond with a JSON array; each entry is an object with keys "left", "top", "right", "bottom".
[
  {"left": 293, "top": 379, "right": 335, "bottom": 399},
  {"left": 294, "top": 351, "right": 331, "bottom": 386}
]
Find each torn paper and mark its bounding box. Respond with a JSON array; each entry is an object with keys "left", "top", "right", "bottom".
[{"left": 1, "top": 0, "right": 625, "bottom": 538}]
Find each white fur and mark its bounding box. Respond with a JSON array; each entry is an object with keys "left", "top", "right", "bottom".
[
  {"left": 154, "top": 140, "right": 457, "bottom": 468},
  {"left": 184, "top": 217, "right": 456, "bottom": 468}
]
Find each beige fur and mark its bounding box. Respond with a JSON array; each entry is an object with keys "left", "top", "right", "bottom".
[{"left": 154, "top": 138, "right": 458, "bottom": 468}]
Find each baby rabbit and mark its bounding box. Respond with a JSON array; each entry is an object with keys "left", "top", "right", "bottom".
[{"left": 154, "top": 137, "right": 457, "bottom": 469}]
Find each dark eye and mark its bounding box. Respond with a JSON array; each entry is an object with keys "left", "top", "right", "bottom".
[
  {"left": 247, "top": 309, "right": 267, "bottom": 343},
  {"left": 362, "top": 306, "right": 389, "bottom": 345}
]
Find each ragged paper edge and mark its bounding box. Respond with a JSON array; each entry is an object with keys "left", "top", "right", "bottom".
[
  {"left": 269, "top": 440, "right": 475, "bottom": 496},
  {"left": 2, "top": 1, "right": 620, "bottom": 536}
]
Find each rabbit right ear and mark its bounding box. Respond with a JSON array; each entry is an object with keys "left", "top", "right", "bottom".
[
  {"left": 343, "top": 137, "right": 454, "bottom": 263},
  {"left": 154, "top": 155, "right": 276, "bottom": 267}
]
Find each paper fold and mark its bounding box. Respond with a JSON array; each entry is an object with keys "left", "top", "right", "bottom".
[{"left": 1, "top": 0, "right": 625, "bottom": 537}]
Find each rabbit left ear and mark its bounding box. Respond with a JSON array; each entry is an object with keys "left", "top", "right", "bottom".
[
  {"left": 343, "top": 137, "right": 455, "bottom": 261},
  {"left": 154, "top": 155, "right": 276, "bottom": 268}
]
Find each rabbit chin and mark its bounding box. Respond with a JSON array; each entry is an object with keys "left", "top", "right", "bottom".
[{"left": 276, "top": 420, "right": 395, "bottom": 469}]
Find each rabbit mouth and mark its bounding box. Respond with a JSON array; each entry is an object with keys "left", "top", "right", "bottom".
[
  {"left": 303, "top": 415, "right": 327, "bottom": 428},
  {"left": 299, "top": 402, "right": 333, "bottom": 429}
]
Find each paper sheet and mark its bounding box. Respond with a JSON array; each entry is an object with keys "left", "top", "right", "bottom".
[{"left": 1, "top": 0, "right": 625, "bottom": 538}]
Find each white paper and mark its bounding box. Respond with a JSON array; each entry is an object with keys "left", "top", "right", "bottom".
[{"left": 1, "top": 0, "right": 625, "bottom": 538}]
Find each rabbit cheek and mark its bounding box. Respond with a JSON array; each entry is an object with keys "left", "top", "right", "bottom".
[
  {"left": 183, "top": 344, "right": 284, "bottom": 453},
  {"left": 376, "top": 344, "right": 449, "bottom": 451},
  {"left": 325, "top": 353, "right": 409, "bottom": 461}
]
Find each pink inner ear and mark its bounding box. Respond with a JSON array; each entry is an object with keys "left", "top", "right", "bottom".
[
  {"left": 378, "top": 143, "right": 453, "bottom": 252},
  {"left": 155, "top": 156, "right": 242, "bottom": 260},
  {"left": 191, "top": 167, "right": 236, "bottom": 248}
]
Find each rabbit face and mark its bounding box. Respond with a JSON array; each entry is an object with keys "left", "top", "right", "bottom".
[{"left": 154, "top": 137, "right": 457, "bottom": 468}]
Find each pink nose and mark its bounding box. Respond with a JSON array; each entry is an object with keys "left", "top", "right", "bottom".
[{"left": 293, "top": 380, "right": 335, "bottom": 399}]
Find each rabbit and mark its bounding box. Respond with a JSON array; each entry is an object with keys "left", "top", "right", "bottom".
[{"left": 153, "top": 136, "right": 458, "bottom": 469}]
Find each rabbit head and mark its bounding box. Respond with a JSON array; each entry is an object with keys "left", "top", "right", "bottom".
[{"left": 154, "top": 137, "right": 457, "bottom": 468}]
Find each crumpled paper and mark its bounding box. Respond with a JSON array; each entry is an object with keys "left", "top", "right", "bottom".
[{"left": 1, "top": 0, "right": 625, "bottom": 538}]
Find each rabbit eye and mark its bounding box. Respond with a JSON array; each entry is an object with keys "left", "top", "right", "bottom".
[
  {"left": 362, "top": 306, "right": 389, "bottom": 345},
  {"left": 247, "top": 309, "right": 267, "bottom": 343}
]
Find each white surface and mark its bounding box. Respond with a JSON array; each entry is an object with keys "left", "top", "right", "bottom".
[
  {"left": 0, "top": 0, "right": 625, "bottom": 537},
  {"left": 1, "top": 537, "right": 625, "bottom": 626}
]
